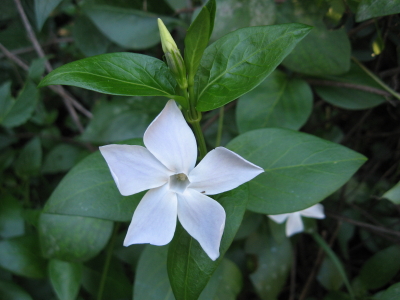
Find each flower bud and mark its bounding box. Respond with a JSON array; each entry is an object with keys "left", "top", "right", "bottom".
[{"left": 158, "top": 18, "right": 187, "bottom": 90}]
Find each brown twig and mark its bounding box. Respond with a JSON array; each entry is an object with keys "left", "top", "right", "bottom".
[
  {"left": 13, "top": 0, "right": 85, "bottom": 133},
  {"left": 326, "top": 211, "right": 400, "bottom": 238},
  {"left": 0, "top": 37, "right": 74, "bottom": 59},
  {"left": 306, "top": 79, "right": 391, "bottom": 97},
  {"left": 0, "top": 43, "right": 92, "bottom": 119}
]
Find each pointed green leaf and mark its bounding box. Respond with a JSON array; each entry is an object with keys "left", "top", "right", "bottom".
[
  {"left": 35, "top": 0, "right": 63, "bottom": 30},
  {"left": 195, "top": 24, "right": 312, "bottom": 111},
  {"left": 0, "top": 280, "right": 33, "bottom": 300},
  {"left": 204, "top": 0, "right": 216, "bottom": 38},
  {"left": 39, "top": 53, "right": 179, "bottom": 99},
  {"left": 49, "top": 259, "right": 82, "bottom": 300},
  {"left": 1, "top": 81, "right": 39, "bottom": 128},
  {"left": 383, "top": 181, "right": 400, "bottom": 204},
  {"left": 356, "top": 0, "right": 400, "bottom": 22},
  {"left": 14, "top": 137, "right": 42, "bottom": 178},
  {"left": 227, "top": 128, "right": 367, "bottom": 214},
  {"left": 167, "top": 184, "right": 248, "bottom": 300},
  {"left": 184, "top": 7, "right": 210, "bottom": 83}
]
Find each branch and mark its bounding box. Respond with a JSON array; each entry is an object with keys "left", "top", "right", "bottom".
[
  {"left": 0, "top": 43, "right": 92, "bottom": 119},
  {"left": 306, "top": 79, "right": 391, "bottom": 97},
  {"left": 13, "top": 0, "right": 86, "bottom": 133}
]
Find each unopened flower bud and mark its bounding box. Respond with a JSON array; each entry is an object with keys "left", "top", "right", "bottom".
[{"left": 158, "top": 18, "right": 187, "bottom": 90}]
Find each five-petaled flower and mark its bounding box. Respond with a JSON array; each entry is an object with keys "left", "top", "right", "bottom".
[
  {"left": 268, "top": 204, "right": 325, "bottom": 237},
  {"left": 100, "top": 100, "right": 264, "bottom": 260}
]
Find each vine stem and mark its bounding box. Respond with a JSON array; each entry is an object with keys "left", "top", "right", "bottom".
[
  {"left": 215, "top": 106, "right": 224, "bottom": 147},
  {"left": 97, "top": 222, "right": 120, "bottom": 300},
  {"left": 352, "top": 56, "right": 400, "bottom": 101},
  {"left": 190, "top": 119, "right": 208, "bottom": 160},
  {"left": 311, "top": 231, "right": 355, "bottom": 299}
]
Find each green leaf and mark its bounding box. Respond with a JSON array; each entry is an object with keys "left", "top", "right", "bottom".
[
  {"left": 39, "top": 213, "right": 113, "bottom": 261},
  {"left": 42, "top": 144, "right": 87, "bottom": 174},
  {"left": 199, "top": 258, "right": 242, "bottom": 300},
  {"left": 39, "top": 53, "right": 179, "bottom": 99},
  {"left": 167, "top": 184, "right": 248, "bottom": 300},
  {"left": 0, "top": 81, "right": 39, "bottom": 128},
  {"left": 226, "top": 128, "right": 367, "bottom": 214},
  {"left": 134, "top": 245, "right": 242, "bottom": 300},
  {"left": 83, "top": 4, "right": 178, "bottom": 49},
  {"left": 236, "top": 70, "right": 313, "bottom": 133},
  {"left": 184, "top": 6, "right": 210, "bottom": 83},
  {"left": 35, "top": 0, "right": 63, "bottom": 30},
  {"left": 134, "top": 245, "right": 175, "bottom": 300},
  {"left": 81, "top": 97, "right": 167, "bottom": 143},
  {"left": 0, "top": 235, "right": 47, "bottom": 278},
  {"left": 356, "top": 0, "right": 400, "bottom": 22},
  {"left": 277, "top": 0, "right": 351, "bottom": 76},
  {"left": 374, "top": 282, "right": 400, "bottom": 300},
  {"left": 317, "top": 257, "right": 344, "bottom": 291},
  {"left": 0, "top": 81, "right": 13, "bottom": 120},
  {"left": 358, "top": 245, "right": 400, "bottom": 290},
  {"left": 0, "top": 280, "right": 33, "bottom": 300},
  {"left": 42, "top": 139, "right": 143, "bottom": 221},
  {"left": 195, "top": 23, "right": 312, "bottom": 111},
  {"left": 382, "top": 181, "right": 400, "bottom": 204},
  {"left": 204, "top": 0, "right": 216, "bottom": 38},
  {"left": 49, "top": 259, "right": 82, "bottom": 300},
  {"left": 210, "top": 0, "right": 276, "bottom": 41},
  {"left": 313, "top": 62, "right": 386, "bottom": 110},
  {"left": 0, "top": 193, "right": 24, "bottom": 239},
  {"left": 72, "top": 15, "right": 110, "bottom": 57},
  {"left": 28, "top": 58, "right": 47, "bottom": 82},
  {"left": 245, "top": 223, "right": 292, "bottom": 300},
  {"left": 14, "top": 137, "right": 42, "bottom": 178},
  {"left": 81, "top": 256, "right": 131, "bottom": 299}
]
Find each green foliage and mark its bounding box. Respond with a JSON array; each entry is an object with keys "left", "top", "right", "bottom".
[
  {"left": 1, "top": 0, "right": 400, "bottom": 299},
  {"left": 49, "top": 259, "right": 82, "bottom": 300},
  {"left": 227, "top": 128, "right": 366, "bottom": 214},
  {"left": 236, "top": 70, "right": 313, "bottom": 132},
  {"left": 195, "top": 24, "right": 312, "bottom": 111},
  {"left": 167, "top": 184, "right": 248, "bottom": 300}
]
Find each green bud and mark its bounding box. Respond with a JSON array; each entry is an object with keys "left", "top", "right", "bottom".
[
  {"left": 158, "top": 18, "right": 187, "bottom": 90},
  {"left": 157, "top": 18, "right": 178, "bottom": 54}
]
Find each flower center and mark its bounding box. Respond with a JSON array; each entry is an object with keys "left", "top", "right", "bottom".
[{"left": 169, "top": 173, "right": 190, "bottom": 194}]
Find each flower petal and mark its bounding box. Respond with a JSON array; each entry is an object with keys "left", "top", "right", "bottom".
[
  {"left": 268, "top": 214, "right": 290, "bottom": 224},
  {"left": 124, "top": 184, "right": 177, "bottom": 246},
  {"left": 286, "top": 213, "right": 304, "bottom": 237},
  {"left": 100, "top": 144, "right": 171, "bottom": 196},
  {"left": 300, "top": 203, "right": 325, "bottom": 219},
  {"left": 144, "top": 100, "right": 197, "bottom": 174},
  {"left": 177, "top": 189, "right": 225, "bottom": 261},
  {"left": 188, "top": 147, "right": 264, "bottom": 195}
]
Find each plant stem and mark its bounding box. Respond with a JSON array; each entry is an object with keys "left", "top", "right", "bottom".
[
  {"left": 97, "top": 222, "right": 120, "bottom": 300},
  {"left": 352, "top": 56, "right": 400, "bottom": 101},
  {"left": 311, "top": 232, "right": 355, "bottom": 299},
  {"left": 190, "top": 119, "right": 208, "bottom": 160},
  {"left": 215, "top": 106, "right": 224, "bottom": 147}
]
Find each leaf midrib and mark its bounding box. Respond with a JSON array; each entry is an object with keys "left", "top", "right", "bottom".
[
  {"left": 44, "top": 70, "right": 171, "bottom": 95},
  {"left": 197, "top": 28, "right": 293, "bottom": 100}
]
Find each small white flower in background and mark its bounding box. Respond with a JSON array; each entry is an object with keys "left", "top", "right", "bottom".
[
  {"left": 268, "top": 204, "right": 325, "bottom": 237},
  {"left": 100, "top": 100, "right": 264, "bottom": 260}
]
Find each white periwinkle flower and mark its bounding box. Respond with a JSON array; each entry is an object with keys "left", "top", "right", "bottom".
[
  {"left": 268, "top": 204, "right": 325, "bottom": 237},
  {"left": 100, "top": 100, "right": 264, "bottom": 260}
]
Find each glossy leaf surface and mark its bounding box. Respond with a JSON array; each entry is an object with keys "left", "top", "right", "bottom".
[
  {"left": 195, "top": 24, "right": 312, "bottom": 111},
  {"left": 39, "top": 53, "right": 178, "bottom": 98},
  {"left": 227, "top": 128, "right": 367, "bottom": 214}
]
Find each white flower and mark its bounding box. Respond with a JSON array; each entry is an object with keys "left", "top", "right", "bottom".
[
  {"left": 268, "top": 204, "right": 325, "bottom": 237},
  {"left": 100, "top": 100, "right": 264, "bottom": 260}
]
